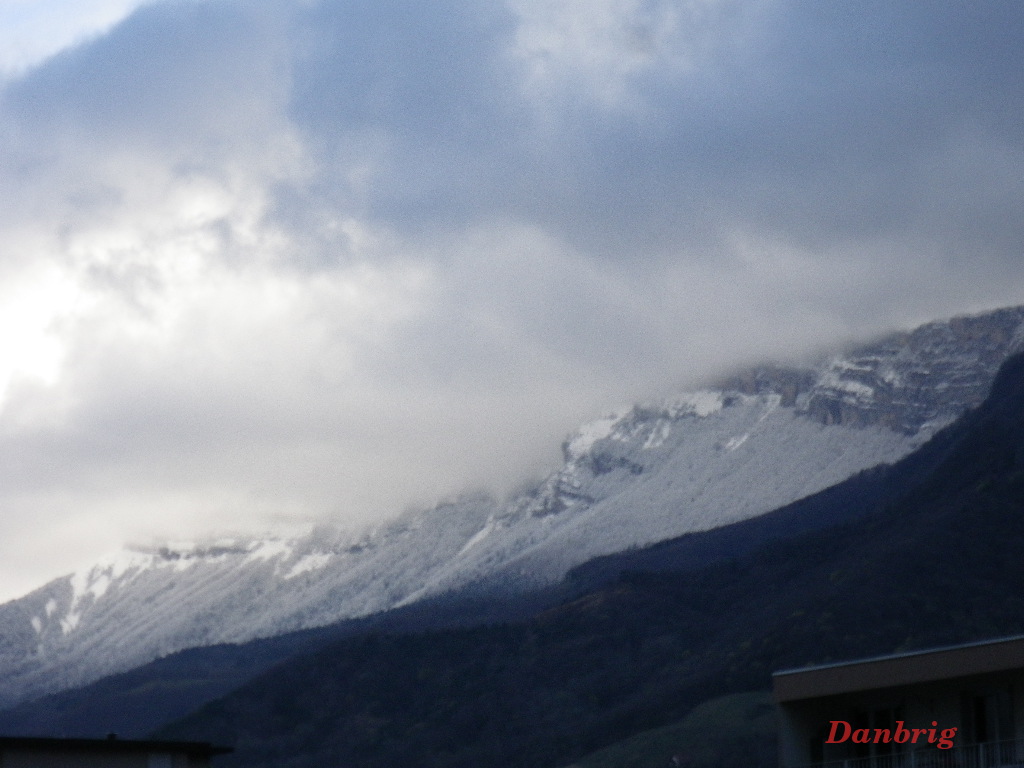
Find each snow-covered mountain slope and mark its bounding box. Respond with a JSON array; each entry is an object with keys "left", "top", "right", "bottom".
[{"left": 2, "top": 305, "right": 1023, "bottom": 709}]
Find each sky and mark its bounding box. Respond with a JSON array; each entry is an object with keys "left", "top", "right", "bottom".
[{"left": 0, "top": 0, "right": 1023, "bottom": 602}]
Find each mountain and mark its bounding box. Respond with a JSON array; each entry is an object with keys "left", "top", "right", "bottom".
[
  {"left": 152, "top": 348, "right": 1024, "bottom": 768},
  {"left": 0, "top": 413, "right": 962, "bottom": 740},
  {"left": 1, "top": 306, "right": 1023, "bottom": 709}
]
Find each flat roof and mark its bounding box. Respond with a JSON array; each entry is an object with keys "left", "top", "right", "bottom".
[
  {"left": 773, "top": 635, "right": 1024, "bottom": 703},
  {"left": 0, "top": 736, "right": 231, "bottom": 756}
]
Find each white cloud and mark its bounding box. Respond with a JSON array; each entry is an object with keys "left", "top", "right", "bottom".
[
  {"left": 0, "top": 0, "right": 158, "bottom": 76},
  {"left": 0, "top": 267, "right": 81, "bottom": 399}
]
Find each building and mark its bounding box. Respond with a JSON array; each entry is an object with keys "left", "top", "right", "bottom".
[
  {"left": 0, "top": 735, "right": 231, "bottom": 767},
  {"left": 774, "top": 635, "right": 1024, "bottom": 768}
]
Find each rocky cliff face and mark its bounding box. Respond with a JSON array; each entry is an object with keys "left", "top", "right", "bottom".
[
  {"left": 1, "top": 306, "right": 1023, "bottom": 710},
  {"left": 725, "top": 305, "right": 1024, "bottom": 433},
  {"left": 800, "top": 307, "right": 1024, "bottom": 432}
]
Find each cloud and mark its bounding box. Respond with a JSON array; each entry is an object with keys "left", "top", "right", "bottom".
[
  {"left": 0, "top": 0, "right": 161, "bottom": 76},
  {"left": 0, "top": 0, "right": 1023, "bottom": 600}
]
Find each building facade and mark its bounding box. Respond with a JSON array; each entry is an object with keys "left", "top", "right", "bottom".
[{"left": 774, "top": 635, "right": 1024, "bottom": 768}]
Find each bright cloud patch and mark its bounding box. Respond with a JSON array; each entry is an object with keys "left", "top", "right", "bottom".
[{"left": 0, "top": 0, "right": 158, "bottom": 76}]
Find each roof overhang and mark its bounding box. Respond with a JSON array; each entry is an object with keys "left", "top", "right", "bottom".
[{"left": 773, "top": 635, "right": 1024, "bottom": 703}]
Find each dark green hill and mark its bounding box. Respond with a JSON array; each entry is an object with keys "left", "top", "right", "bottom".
[
  {"left": 152, "top": 352, "right": 1024, "bottom": 767},
  {"left": 562, "top": 691, "right": 777, "bottom": 768},
  {"left": 0, "top": 581, "right": 566, "bottom": 739}
]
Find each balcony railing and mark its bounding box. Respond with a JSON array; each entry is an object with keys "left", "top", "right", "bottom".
[{"left": 812, "top": 738, "right": 1024, "bottom": 768}]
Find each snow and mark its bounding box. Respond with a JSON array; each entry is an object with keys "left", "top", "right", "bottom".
[
  {"left": 830, "top": 359, "right": 873, "bottom": 373},
  {"left": 88, "top": 575, "right": 111, "bottom": 601},
  {"left": 456, "top": 519, "right": 497, "bottom": 557},
  {"left": 245, "top": 539, "right": 293, "bottom": 563},
  {"left": 667, "top": 390, "right": 724, "bottom": 418},
  {"left": 725, "top": 434, "right": 749, "bottom": 451},
  {"left": 880, "top": 367, "right": 902, "bottom": 386},
  {"left": 68, "top": 569, "right": 90, "bottom": 607},
  {"left": 285, "top": 553, "right": 333, "bottom": 579},
  {"left": 565, "top": 413, "right": 624, "bottom": 460},
  {"left": 829, "top": 378, "right": 875, "bottom": 399},
  {"left": 104, "top": 550, "right": 156, "bottom": 580},
  {"left": 60, "top": 613, "right": 80, "bottom": 635},
  {"left": 642, "top": 421, "right": 672, "bottom": 450}
]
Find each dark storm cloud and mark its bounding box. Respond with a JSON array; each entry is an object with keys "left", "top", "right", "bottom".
[
  {"left": 247, "top": 0, "right": 1024, "bottom": 279},
  {"left": 529, "top": 0, "right": 1024, "bottom": 259},
  {"left": 9, "top": 0, "right": 1018, "bottom": 272},
  {"left": 2, "top": 2, "right": 288, "bottom": 138}
]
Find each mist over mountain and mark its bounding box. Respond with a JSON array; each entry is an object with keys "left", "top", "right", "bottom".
[{"left": 0, "top": 306, "right": 1020, "bottom": 712}]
